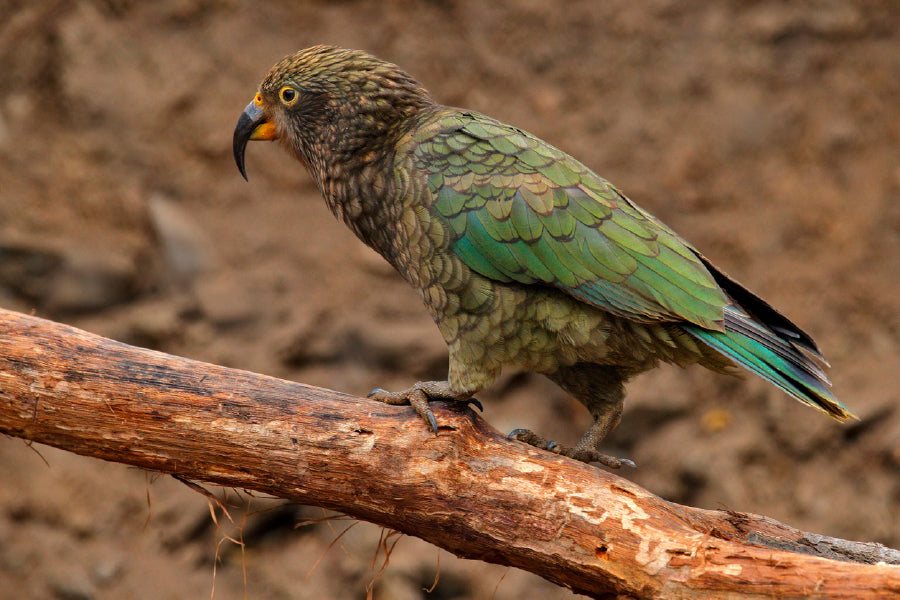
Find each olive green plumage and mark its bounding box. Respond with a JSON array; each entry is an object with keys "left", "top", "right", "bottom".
[
  {"left": 415, "top": 111, "right": 726, "bottom": 328},
  {"left": 234, "top": 46, "right": 853, "bottom": 466}
]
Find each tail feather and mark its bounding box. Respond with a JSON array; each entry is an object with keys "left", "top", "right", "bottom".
[
  {"left": 685, "top": 307, "right": 853, "bottom": 420},
  {"left": 695, "top": 254, "right": 826, "bottom": 360},
  {"left": 684, "top": 251, "right": 852, "bottom": 419},
  {"left": 722, "top": 308, "right": 830, "bottom": 384}
]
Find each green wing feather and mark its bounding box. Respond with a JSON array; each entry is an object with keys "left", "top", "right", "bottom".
[
  {"left": 415, "top": 111, "right": 727, "bottom": 330},
  {"left": 410, "top": 109, "right": 853, "bottom": 420}
]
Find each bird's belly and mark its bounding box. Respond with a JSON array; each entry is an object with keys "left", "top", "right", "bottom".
[{"left": 435, "top": 282, "right": 678, "bottom": 393}]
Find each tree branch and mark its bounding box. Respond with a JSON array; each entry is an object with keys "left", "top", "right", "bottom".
[{"left": 0, "top": 308, "right": 897, "bottom": 599}]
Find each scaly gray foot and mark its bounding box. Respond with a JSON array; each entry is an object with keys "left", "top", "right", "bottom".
[
  {"left": 508, "top": 428, "right": 635, "bottom": 469},
  {"left": 368, "top": 380, "right": 476, "bottom": 434}
]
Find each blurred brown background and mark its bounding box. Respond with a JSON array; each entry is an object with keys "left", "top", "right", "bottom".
[{"left": 1, "top": 1, "right": 898, "bottom": 598}]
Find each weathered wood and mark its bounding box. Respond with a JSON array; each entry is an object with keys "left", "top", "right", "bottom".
[{"left": 0, "top": 308, "right": 897, "bottom": 599}]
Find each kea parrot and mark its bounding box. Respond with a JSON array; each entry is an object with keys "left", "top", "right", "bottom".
[{"left": 233, "top": 46, "right": 853, "bottom": 468}]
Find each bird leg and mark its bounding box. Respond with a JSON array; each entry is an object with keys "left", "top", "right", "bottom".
[
  {"left": 510, "top": 363, "right": 635, "bottom": 469},
  {"left": 368, "top": 381, "right": 476, "bottom": 435},
  {"left": 567, "top": 400, "right": 634, "bottom": 468}
]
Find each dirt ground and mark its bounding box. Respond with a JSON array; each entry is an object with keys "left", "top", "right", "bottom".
[{"left": 1, "top": 1, "right": 898, "bottom": 598}]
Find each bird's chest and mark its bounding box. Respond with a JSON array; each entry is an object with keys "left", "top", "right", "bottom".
[{"left": 321, "top": 161, "right": 410, "bottom": 269}]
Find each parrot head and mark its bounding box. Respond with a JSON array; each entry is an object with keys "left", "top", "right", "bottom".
[{"left": 233, "top": 45, "right": 431, "bottom": 181}]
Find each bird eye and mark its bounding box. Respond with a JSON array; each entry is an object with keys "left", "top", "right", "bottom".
[{"left": 280, "top": 87, "right": 297, "bottom": 105}]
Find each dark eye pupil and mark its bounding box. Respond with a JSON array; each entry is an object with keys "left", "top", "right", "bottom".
[{"left": 282, "top": 89, "right": 296, "bottom": 102}]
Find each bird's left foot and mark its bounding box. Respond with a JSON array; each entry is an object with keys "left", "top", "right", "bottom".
[
  {"left": 368, "top": 381, "right": 477, "bottom": 435},
  {"left": 508, "top": 428, "right": 636, "bottom": 469}
]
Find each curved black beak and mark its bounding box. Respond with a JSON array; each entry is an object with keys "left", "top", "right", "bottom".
[{"left": 233, "top": 99, "right": 276, "bottom": 181}]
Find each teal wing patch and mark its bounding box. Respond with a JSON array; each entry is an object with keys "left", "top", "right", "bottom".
[{"left": 413, "top": 111, "right": 728, "bottom": 329}]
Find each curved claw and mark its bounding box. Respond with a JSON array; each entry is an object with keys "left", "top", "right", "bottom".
[
  {"left": 463, "top": 397, "right": 484, "bottom": 412},
  {"left": 507, "top": 428, "right": 529, "bottom": 440},
  {"left": 424, "top": 409, "right": 439, "bottom": 435},
  {"left": 368, "top": 388, "right": 387, "bottom": 398}
]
